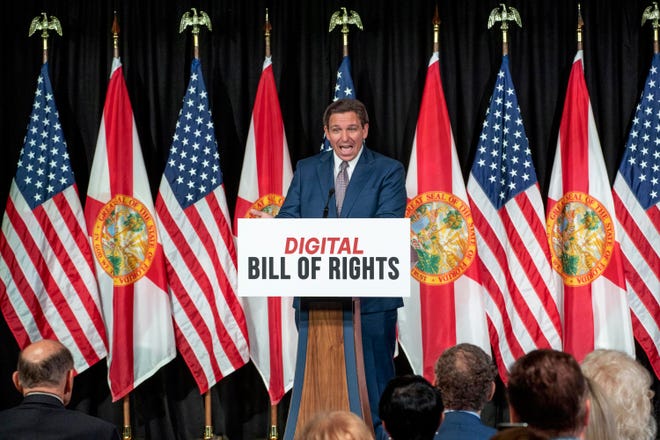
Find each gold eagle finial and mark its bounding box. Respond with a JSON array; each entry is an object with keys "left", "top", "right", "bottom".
[
  {"left": 642, "top": 2, "right": 660, "bottom": 27},
  {"left": 487, "top": 3, "right": 522, "bottom": 30},
  {"left": 179, "top": 7, "right": 212, "bottom": 35},
  {"left": 28, "top": 12, "right": 62, "bottom": 38},
  {"left": 329, "top": 7, "right": 363, "bottom": 33}
]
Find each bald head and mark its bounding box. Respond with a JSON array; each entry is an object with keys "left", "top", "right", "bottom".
[{"left": 14, "top": 339, "right": 74, "bottom": 396}]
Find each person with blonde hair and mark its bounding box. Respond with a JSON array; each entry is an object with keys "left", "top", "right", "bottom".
[
  {"left": 583, "top": 376, "right": 617, "bottom": 440},
  {"left": 581, "top": 349, "right": 656, "bottom": 440},
  {"left": 295, "top": 410, "right": 374, "bottom": 440}
]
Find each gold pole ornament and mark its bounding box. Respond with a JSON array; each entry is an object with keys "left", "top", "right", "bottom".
[
  {"left": 329, "top": 7, "right": 363, "bottom": 57},
  {"left": 433, "top": 5, "right": 440, "bottom": 53},
  {"left": 487, "top": 3, "right": 522, "bottom": 56},
  {"left": 642, "top": 1, "right": 660, "bottom": 54},
  {"left": 28, "top": 12, "right": 62, "bottom": 64},
  {"left": 264, "top": 8, "right": 272, "bottom": 58},
  {"left": 112, "top": 12, "right": 120, "bottom": 59},
  {"left": 576, "top": 4, "right": 584, "bottom": 51},
  {"left": 179, "top": 8, "right": 212, "bottom": 59}
]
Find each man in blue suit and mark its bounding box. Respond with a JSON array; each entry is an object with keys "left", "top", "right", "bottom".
[
  {"left": 433, "top": 343, "right": 497, "bottom": 440},
  {"left": 271, "top": 98, "right": 407, "bottom": 437}
]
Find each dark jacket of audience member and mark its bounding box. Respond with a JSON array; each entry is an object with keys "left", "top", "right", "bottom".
[
  {"left": 434, "top": 343, "right": 497, "bottom": 440},
  {"left": 0, "top": 339, "right": 120, "bottom": 440},
  {"left": 378, "top": 375, "right": 443, "bottom": 440},
  {"left": 506, "top": 349, "right": 589, "bottom": 439}
]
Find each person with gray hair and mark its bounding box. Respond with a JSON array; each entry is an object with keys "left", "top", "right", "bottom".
[
  {"left": 581, "top": 349, "right": 657, "bottom": 440},
  {"left": 0, "top": 339, "right": 120, "bottom": 440},
  {"left": 433, "top": 343, "right": 497, "bottom": 439}
]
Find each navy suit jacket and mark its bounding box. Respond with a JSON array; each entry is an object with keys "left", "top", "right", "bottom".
[
  {"left": 0, "top": 394, "right": 120, "bottom": 440},
  {"left": 278, "top": 147, "right": 407, "bottom": 313},
  {"left": 435, "top": 411, "right": 497, "bottom": 440}
]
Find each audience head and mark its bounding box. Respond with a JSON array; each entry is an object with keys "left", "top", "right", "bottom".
[
  {"left": 581, "top": 349, "right": 656, "bottom": 440},
  {"left": 378, "top": 375, "right": 443, "bottom": 440},
  {"left": 295, "top": 410, "right": 374, "bottom": 440},
  {"left": 434, "top": 343, "right": 496, "bottom": 412},
  {"left": 583, "top": 376, "right": 617, "bottom": 440},
  {"left": 507, "top": 349, "right": 589, "bottom": 438},
  {"left": 12, "top": 339, "right": 75, "bottom": 405},
  {"left": 490, "top": 426, "right": 550, "bottom": 440}
]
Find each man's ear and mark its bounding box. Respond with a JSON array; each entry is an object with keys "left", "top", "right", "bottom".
[
  {"left": 487, "top": 381, "right": 496, "bottom": 401},
  {"left": 62, "top": 369, "right": 74, "bottom": 405},
  {"left": 12, "top": 371, "right": 23, "bottom": 394}
]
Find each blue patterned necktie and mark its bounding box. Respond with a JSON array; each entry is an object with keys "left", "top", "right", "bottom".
[{"left": 335, "top": 160, "right": 349, "bottom": 215}]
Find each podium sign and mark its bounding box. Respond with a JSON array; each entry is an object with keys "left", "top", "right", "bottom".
[{"left": 237, "top": 218, "right": 410, "bottom": 297}]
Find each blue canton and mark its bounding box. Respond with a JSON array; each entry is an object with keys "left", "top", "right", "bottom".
[
  {"left": 164, "top": 58, "right": 223, "bottom": 209},
  {"left": 471, "top": 55, "right": 538, "bottom": 210},
  {"left": 619, "top": 52, "right": 660, "bottom": 209},
  {"left": 15, "top": 63, "right": 74, "bottom": 210}
]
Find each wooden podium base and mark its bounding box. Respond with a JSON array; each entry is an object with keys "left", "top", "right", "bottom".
[{"left": 283, "top": 298, "right": 371, "bottom": 439}]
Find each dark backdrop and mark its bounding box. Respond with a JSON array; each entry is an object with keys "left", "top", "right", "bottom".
[{"left": 0, "top": 0, "right": 658, "bottom": 438}]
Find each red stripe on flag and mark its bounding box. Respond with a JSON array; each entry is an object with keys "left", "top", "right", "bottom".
[
  {"left": 559, "top": 59, "right": 590, "bottom": 192},
  {"left": 104, "top": 67, "right": 134, "bottom": 195},
  {"left": 419, "top": 283, "right": 455, "bottom": 380},
  {"left": 267, "top": 297, "right": 285, "bottom": 402},
  {"left": 173, "top": 319, "right": 210, "bottom": 392},
  {"left": 254, "top": 65, "right": 284, "bottom": 196},
  {"left": 416, "top": 60, "right": 453, "bottom": 191},
  {"left": 109, "top": 284, "right": 135, "bottom": 399},
  {"left": 631, "top": 313, "right": 660, "bottom": 378}
]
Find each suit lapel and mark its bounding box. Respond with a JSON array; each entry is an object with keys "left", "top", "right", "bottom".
[{"left": 316, "top": 152, "right": 337, "bottom": 217}]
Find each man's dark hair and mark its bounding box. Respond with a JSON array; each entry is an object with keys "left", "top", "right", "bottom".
[
  {"left": 17, "top": 343, "right": 73, "bottom": 388},
  {"left": 323, "top": 98, "right": 369, "bottom": 127},
  {"left": 434, "top": 343, "right": 496, "bottom": 411},
  {"left": 379, "top": 375, "right": 443, "bottom": 440},
  {"left": 507, "top": 349, "right": 588, "bottom": 437}
]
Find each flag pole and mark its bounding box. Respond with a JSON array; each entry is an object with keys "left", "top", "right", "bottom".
[
  {"left": 28, "top": 12, "right": 62, "bottom": 64},
  {"left": 329, "top": 7, "right": 363, "bottom": 57},
  {"left": 109, "top": 16, "right": 134, "bottom": 440},
  {"left": 577, "top": 3, "right": 584, "bottom": 51},
  {"left": 262, "top": 10, "right": 280, "bottom": 439},
  {"left": 642, "top": 1, "right": 660, "bottom": 54},
  {"left": 487, "top": 3, "right": 522, "bottom": 56},
  {"left": 178, "top": 8, "right": 215, "bottom": 439}
]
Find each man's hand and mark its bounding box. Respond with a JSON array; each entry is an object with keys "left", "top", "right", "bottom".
[{"left": 249, "top": 209, "right": 274, "bottom": 218}]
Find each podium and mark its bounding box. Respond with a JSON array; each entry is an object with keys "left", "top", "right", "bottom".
[
  {"left": 282, "top": 297, "right": 372, "bottom": 439},
  {"left": 236, "top": 218, "right": 410, "bottom": 438}
]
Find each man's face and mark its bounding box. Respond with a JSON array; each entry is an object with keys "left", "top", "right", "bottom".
[{"left": 324, "top": 111, "right": 369, "bottom": 162}]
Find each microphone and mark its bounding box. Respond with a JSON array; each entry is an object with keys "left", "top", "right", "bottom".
[{"left": 323, "top": 188, "right": 335, "bottom": 218}]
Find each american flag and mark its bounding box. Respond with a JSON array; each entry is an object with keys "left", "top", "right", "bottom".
[
  {"left": 0, "top": 63, "right": 107, "bottom": 373},
  {"left": 398, "top": 52, "right": 490, "bottom": 381},
  {"left": 467, "top": 55, "right": 562, "bottom": 378},
  {"left": 321, "top": 56, "right": 356, "bottom": 151},
  {"left": 156, "top": 58, "right": 250, "bottom": 393},
  {"left": 233, "top": 56, "right": 296, "bottom": 404},
  {"left": 86, "top": 58, "right": 176, "bottom": 400},
  {"left": 613, "top": 53, "right": 660, "bottom": 377},
  {"left": 547, "top": 51, "right": 634, "bottom": 362}
]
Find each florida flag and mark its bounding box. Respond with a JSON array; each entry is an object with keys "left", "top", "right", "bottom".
[
  {"left": 233, "top": 56, "right": 296, "bottom": 404},
  {"left": 613, "top": 53, "right": 660, "bottom": 377},
  {"left": 547, "top": 51, "right": 634, "bottom": 362},
  {"left": 398, "top": 52, "right": 490, "bottom": 382},
  {"left": 85, "top": 58, "right": 176, "bottom": 400}
]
